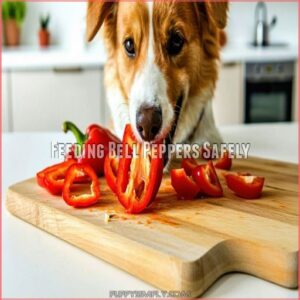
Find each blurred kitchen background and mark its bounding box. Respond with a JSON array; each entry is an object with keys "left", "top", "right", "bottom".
[{"left": 2, "top": 1, "right": 298, "bottom": 133}]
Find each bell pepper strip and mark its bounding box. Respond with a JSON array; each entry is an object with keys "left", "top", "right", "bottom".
[
  {"left": 116, "top": 124, "right": 164, "bottom": 214},
  {"left": 200, "top": 146, "right": 232, "bottom": 171},
  {"left": 42, "top": 160, "right": 77, "bottom": 195},
  {"left": 214, "top": 150, "right": 232, "bottom": 170},
  {"left": 63, "top": 121, "right": 121, "bottom": 176},
  {"left": 225, "top": 173, "right": 265, "bottom": 199},
  {"left": 181, "top": 158, "right": 198, "bottom": 176},
  {"left": 104, "top": 153, "right": 119, "bottom": 194},
  {"left": 63, "top": 163, "right": 100, "bottom": 208},
  {"left": 36, "top": 160, "right": 75, "bottom": 188},
  {"left": 192, "top": 161, "right": 223, "bottom": 197},
  {"left": 171, "top": 168, "right": 201, "bottom": 199}
]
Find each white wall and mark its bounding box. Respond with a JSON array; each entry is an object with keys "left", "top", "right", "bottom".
[
  {"left": 21, "top": 2, "right": 88, "bottom": 49},
  {"left": 19, "top": 1, "right": 298, "bottom": 48},
  {"left": 227, "top": 2, "right": 298, "bottom": 46}
]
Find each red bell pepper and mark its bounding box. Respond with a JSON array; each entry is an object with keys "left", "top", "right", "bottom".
[
  {"left": 181, "top": 158, "right": 198, "bottom": 176},
  {"left": 43, "top": 160, "right": 76, "bottom": 195},
  {"left": 225, "top": 173, "right": 265, "bottom": 199},
  {"left": 214, "top": 150, "right": 232, "bottom": 170},
  {"left": 63, "top": 121, "right": 120, "bottom": 176},
  {"left": 171, "top": 168, "right": 201, "bottom": 199},
  {"left": 104, "top": 153, "right": 119, "bottom": 194},
  {"left": 116, "top": 124, "right": 164, "bottom": 214},
  {"left": 63, "top": 163, "right": 100, "bottom": 208},
  {"left": 192, "top": 161, "right": 223, "bottom": 197},
  {"left": 200, "top": 146, "right": 232, "bottom": 170},
  {"left": 36, "top": 160, "right": 75, "bottom": 188}
]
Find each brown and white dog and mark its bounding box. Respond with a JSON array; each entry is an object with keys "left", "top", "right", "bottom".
[{"left": 86, "top": 0, "right": 228, "bottom": 166}]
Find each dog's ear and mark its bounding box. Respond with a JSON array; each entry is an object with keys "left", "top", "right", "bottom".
[
  {"left": 86, "top": 1, "right": 115, "bottom": 42},
  {"left": 205, "top": 1, "right": 228, "bottom": 29}
]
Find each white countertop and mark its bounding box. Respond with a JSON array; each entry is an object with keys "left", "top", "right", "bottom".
[
  {"left": 2, "top": 123, "right": 298, "bottom": 298},
  {"left": 2, "top": 42, "right": 298, "bottom": 70},
  {"left": 2, "top": 44, "right": 107, "bottom": 70},
  {"left": 221, "top": 43, "right": 298, "bottom": 63}
]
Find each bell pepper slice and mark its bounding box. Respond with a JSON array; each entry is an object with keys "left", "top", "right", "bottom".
[
  {"left": 104, "top": 153, "right": 119, "bottom": 194},
  {"left": 214, "top": 150, "right": 232, "bottom": 170},
  {"left": 63, "top": 163, "right": 100, "bottom": 208},
  {"left": 171, "top": 168, "right": 201, "bottom": 199},
  {"left": 201, "top": 146, "right": 232, "bottom": 170},
  {"left": 63, "top": 121, "right": 120, "bottom": 176},
  {"left": 192, "top": 161, "right": 223, "bottom": 197},
  {"left": 181, "top": 158, "right": 198, "bottom": 176},
  {"left": 42, "top": 160, "right": 76, "bottom": 195},
  {"left": 36, "top": 160, "right": 74, "bottom": 188},
  {"left": 225, "top": 173, "right": 265, "bottom": 199},
  {"left": 116, "top": 124, "right": 164, "bottom": 214}
]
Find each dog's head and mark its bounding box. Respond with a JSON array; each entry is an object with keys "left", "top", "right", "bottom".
[{"left": 87, "top": 1, "right": 228, "bottom": 142}]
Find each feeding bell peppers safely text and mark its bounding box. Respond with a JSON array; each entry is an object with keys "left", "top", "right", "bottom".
[
  {"left": 63, "top": 121, "right": 120, "bottom": 176},
  {"left": 171, "top": 168, "right": 201, "bottom": 199},
  {"left": 192, "top": 161, "right": 223, "bottom": 197},
  {"left": 225, "top": 173, "right": 265, "bottom": 199},
  {"left": 116, "top": 124, "right": 164, "bottom": 214},
  {"left": 63, "top": 163, "right": 100, "bottom": 208}
]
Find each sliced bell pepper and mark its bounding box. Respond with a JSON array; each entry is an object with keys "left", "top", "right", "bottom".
[
  {"left": 181, "top": 158, "right": 198, "bottom": 176},
  {"left": 116, "top": 124, "right": 164, "bottom": 214},
  {"left": 214, "top": 150, "right": 232, "bottom": 170},
  {"left": 63, "top": 121, "right": 120, "bottom": 176},
  {"left": 42, "top": 160, "right": 76, "bottom": 195},
  {"left": 104, "top": 153, "right": 119, "bottom": 194},
  {"left": 225, "top": 173, "right": 265, "bottom": 199},
  {"left": 63, "top": 163, "right": 100, "bottom": 208},
  {"left": 171, "top": 168, "right": 201, "bottom": 199},
  {"left": 192, "top": 161, "right": 223, "bottom": 197},
  {"left": 201, "top": 146, "right": 232, "bottom": 170},
  {"left": 36, "top": 160, "right": 75, "bottom": 188}
]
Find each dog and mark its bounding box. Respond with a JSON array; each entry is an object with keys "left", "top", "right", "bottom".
[{"left": 86, "top": 0, "right": 228, "bottom": 166}]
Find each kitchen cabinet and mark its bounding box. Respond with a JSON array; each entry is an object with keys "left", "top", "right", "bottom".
[
  {"left": 212, "top": 63, "right": 243, "bottom": 126},
  {"left": 7, "top": 68, "right": 107, "bottom": 132}
]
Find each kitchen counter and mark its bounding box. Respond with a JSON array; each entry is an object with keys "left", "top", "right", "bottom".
[
  {"left": 221, "top": 43, "right": 298, "bottom": 63},
  {"left": 2, "top": 123, "right": 298, "bottom": 298},
  {"left": 2, "top": 42, "right": 298, "bottom": 70},
  {"left": 2, "top": 45, "right": 107, "bottom": 70}
]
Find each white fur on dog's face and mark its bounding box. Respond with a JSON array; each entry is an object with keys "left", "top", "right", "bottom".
[{"left": 129, "top": 2, "right": 174, "bottom": 142}]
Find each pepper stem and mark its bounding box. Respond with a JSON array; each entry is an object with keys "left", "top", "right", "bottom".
[{"left": 63, "top": 121, "right": 87, "bottom": 147}]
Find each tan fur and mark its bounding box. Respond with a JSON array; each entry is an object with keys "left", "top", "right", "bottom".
[{"left": 86, "top": 1, "right": 228, "bottom": 143}]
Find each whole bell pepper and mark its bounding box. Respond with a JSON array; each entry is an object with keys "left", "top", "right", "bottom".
[{"left": 63, "top": 121, "right": 121, "bottom": 176}]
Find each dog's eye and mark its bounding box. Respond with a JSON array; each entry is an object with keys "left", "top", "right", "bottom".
[
  {"left": 167, "top": 32, "right": 184, "bottom": 56},
  {"left": 124, "top": 38, "right": 135, "bottom": 58}
]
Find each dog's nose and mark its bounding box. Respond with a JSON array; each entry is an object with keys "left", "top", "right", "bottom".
[{"left": 136, "top": 106, "right": 162, "bottom": 141}]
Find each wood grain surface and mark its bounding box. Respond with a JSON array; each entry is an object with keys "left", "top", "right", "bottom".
[{"left": 6, "top": 157, "right": 298, "bottom": 297}]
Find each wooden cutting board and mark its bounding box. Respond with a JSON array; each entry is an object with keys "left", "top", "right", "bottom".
[{"left": 6, "top": 157, "right": 298, "bottom": 296}]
